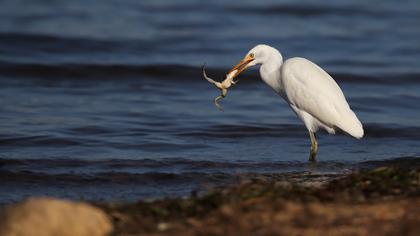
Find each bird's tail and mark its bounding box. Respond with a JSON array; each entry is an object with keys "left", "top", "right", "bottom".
[{"left": 336, "top": 109, "right": 364, "bottom": 139}]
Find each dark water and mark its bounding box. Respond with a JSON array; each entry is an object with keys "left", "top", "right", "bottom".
[{"left": 0, "top": 0, "right": 419, "bottom": 204}]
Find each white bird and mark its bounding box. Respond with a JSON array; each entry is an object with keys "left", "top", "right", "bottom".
[{"left": 227, "top": 44, "right": 363, "bottom": 161}]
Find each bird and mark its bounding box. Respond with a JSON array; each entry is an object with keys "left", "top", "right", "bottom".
[{"left": 227, "top": 44, "right": 363, "bottom": 161}]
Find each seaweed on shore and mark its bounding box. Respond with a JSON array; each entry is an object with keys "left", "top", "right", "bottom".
[{"left": 97, "top": 167, "right": 420, "bottom": 235}]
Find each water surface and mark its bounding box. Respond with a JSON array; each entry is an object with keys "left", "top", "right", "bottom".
[{"left": 0, "top": 0, "right": 419, "bottom": 204}]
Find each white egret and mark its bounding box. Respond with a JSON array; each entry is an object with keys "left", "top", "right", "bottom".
[{"left": 228, "top": 44, "right": 363, "bottom": 161}]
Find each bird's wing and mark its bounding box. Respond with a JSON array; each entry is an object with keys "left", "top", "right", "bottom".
[{"left": 281, "top": 57, "right": 363, "bottom": 137}]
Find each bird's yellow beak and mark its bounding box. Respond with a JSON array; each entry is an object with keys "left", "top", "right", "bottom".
[{"left": 228, "top": 54, "right": 254, "bottom": 79}]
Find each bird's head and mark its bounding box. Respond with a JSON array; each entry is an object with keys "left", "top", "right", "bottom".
[{"left": 227, "top": 44, "right": 281, "bottom": 79}]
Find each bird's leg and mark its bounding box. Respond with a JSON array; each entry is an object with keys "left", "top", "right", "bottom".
[{"left": 309, "top": 131, "right": 318, "bottom": 162}]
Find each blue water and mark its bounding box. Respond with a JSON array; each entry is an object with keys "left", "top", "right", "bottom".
[{"left": 0, "top": 0, "right": 419, "bottom": 204}]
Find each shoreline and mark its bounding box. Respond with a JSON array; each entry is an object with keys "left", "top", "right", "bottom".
[
  {"left": 1, "top": 163, "right": 419, "bottom": 235},
  {"left": 96, "top": 165, "right": 420, "bottom": 235}
]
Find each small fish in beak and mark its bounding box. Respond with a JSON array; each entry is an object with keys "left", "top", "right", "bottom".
[{"left": 202, "top": 65, "right": 238, "bottom": 111}]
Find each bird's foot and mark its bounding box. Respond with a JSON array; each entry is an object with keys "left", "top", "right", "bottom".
[{"left": 309, "top": 151, "right": 317, "bottom": 162}]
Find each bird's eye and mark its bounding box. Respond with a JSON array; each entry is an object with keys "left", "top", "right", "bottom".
[{"left": 249, "top": 53, "right": 254, "bottom": 58}]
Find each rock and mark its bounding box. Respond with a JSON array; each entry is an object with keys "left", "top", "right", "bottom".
[{"left": 0, "top": 197, "right": 113, "bottom": 236}]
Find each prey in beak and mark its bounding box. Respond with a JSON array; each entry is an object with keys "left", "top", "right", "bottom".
[
  {"left": 227, "top": 53, "right": 255, "bottom": 83},
  {"left": 202, "top": 65, "right": 238, "bottom": 111},
  {"left": 202, "top": 54, "right": 254, "bottom": 111}
]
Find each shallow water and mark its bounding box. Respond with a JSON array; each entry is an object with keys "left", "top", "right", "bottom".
[{"left": 0, "top": 0, "right": 419, "bottom": 204}]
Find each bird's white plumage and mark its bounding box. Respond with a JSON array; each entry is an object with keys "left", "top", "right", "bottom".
[
  {"left": 244, "top": 44, "right": 363, "bottom": 139},
  {"left": 281, "top": 57, "right": 363, "bottom": 138}
]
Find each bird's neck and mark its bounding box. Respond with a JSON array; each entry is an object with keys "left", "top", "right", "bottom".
[{"left": 259, "top": 53, "right": 284, "bottom": 96}]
